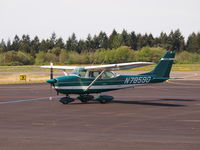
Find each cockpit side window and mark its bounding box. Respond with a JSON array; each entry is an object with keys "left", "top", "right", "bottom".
[
  {"left": 71, "top": 69, "right": 117, "bottom": 79},
  {"left": 88, "top": 71, "right": 100, "bottom": 78},
  {"left": 102, "top": 71, "right": 116, "bottom": 78},
  {"left": 79, "top": 70, "right": 86, "bottom": 78}
]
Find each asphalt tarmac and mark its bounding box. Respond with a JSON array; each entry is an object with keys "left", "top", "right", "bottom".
[{"left": 0, "top": 80, "right": 200, "bottom": 150}]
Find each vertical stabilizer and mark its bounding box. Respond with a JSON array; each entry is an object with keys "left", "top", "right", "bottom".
[
  {"left": 141, "top": 51, "right": 176, "bottom": 78},
  {"left": 151, "top": 51, "right": 175, "bottom": 77}
]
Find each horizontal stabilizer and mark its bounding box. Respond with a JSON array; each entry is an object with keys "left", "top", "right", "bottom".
[{"left": 153, "top": 77, "right": 183, "bottom": 80}]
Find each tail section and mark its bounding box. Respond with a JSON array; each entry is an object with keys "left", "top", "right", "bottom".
[
  {"left": 151, "top": 51, "right": 175, "bottom": 77},
  {"left": 142, "top": 51, "right": 176, "bottom": 78}
]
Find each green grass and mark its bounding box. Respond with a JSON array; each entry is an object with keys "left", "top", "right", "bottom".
[
  {"left": 0, "top": 65, "right": 49, "bottom": 72},
  {"left": 0, "top": 73, "right": 61, "bottom": 84},
  {"left": 0, "top": 64, "right": 200, "bottom": 72}
]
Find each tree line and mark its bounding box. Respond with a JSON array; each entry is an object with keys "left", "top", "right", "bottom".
[{"left": 0, "top": 29, "right": 200, "bottom": 65}]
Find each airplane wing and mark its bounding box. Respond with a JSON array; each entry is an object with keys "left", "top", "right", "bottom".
[
  {"left": 41, "top": 62, "right": 154, "bottom": 71},
  {"left": 41, "top": 65, "right": 76, "bottom": 70},
  {"left": 84, "top": 62, "right": 154, "bottom": 71}
]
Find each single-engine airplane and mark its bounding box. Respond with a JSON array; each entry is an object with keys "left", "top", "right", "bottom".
[{"left": 41, "top": 50, "right": 175, "bottom": 104}]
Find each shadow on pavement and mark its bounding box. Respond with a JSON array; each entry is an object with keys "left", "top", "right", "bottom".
[
  {"left": 112, "top": 99, "right": 185, "bottom": 107},
  {"left": 160, "top": 98, "right": 197, "bottom": 102}
]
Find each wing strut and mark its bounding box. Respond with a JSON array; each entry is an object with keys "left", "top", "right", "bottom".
[{"left": 84, "top": 70, "right": 105, "bottom": 92}]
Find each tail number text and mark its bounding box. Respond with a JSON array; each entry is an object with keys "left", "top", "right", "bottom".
[{"left": 124, "top": 77, "right": 151, "bottom": 84}]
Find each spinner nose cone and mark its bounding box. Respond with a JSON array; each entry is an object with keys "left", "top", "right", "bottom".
[{"left": 47, "top": 79, "right": 57, "bottom": 84}]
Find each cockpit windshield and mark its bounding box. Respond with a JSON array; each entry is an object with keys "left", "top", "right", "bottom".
[
  {"left": 70, "top": 67, "right": 117, "bottom": 79},
  {"left": 70, "top": 67, "right": 87, "bottom": 78}
]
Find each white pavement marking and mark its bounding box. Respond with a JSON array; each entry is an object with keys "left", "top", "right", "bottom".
[{"left": 0, "top": 96, "right": 62, "bottom": 104}]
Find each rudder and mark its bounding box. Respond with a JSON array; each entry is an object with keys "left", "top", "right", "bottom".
[
  {"left": 141, "top": 51, "right": 176, "bottom": 78},
  {"left": 151, "top": 51, "right": 175, "bottom": 77}
]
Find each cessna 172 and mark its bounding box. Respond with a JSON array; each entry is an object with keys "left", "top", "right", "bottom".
[{"left": 41, "top": 50, "right": 175, "bottom": 104}]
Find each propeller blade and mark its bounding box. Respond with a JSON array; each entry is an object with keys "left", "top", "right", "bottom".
[
  {"left": 50, "top": 62, "right": 54, "bottom": 100},
  {"left": 50, "top": 62, "right": 53, "bottom": 79}
]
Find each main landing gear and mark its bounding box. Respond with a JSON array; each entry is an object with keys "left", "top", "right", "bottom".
[
  {"left": 59, "top": 94, "right": 114, "bottom": 104},
  {"left": 96, "top": 95, "right": 114, "bottom": 104},
  {"left": 77, "top": 94, "right": 94, "bottom": 103}
]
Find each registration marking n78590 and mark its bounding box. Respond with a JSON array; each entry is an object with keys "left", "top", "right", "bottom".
[{"left": 124, "top": 77, "right": 151, "bottom": 84}]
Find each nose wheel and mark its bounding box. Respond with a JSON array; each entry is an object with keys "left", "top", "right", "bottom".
[{"left": 59, "top": 96, "right": 75, "bottom": 104}]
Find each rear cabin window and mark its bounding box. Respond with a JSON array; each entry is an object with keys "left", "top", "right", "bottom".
[
  {"left": 88, "top": 71, "right": 101, "bottom": 78},
  {"left": 102, "top": 71, "right": 115, "bottom": 78}
]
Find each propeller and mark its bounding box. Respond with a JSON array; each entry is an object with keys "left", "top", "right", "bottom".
[
  {"left": 50, "top": 62, "right": 53, "bottom": 79},
  {"left": 49, "top": 62, "right": 54, "bottom": 101},
  {"left": 47, "top": 62, "right": 59, "bottom": 100}
]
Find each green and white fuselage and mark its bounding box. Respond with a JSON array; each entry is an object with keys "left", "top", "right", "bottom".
[{"left": 53, "top": 74, "right": 162, "bottom": 94}]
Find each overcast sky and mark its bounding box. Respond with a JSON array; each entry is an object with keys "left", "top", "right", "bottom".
[{"left": 0, "top": 0, "right": 199, "bottom": 40}]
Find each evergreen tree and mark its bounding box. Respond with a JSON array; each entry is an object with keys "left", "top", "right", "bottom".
[
  {"left": 0, "top": 39, "right": 7, "bottom": 53},
  {"left": 121, "top": 29, "right": 131, "bottom": 47},
  {"left": 30, "top": 36, "right": 40, "bottom": 56},
  {"left": 130, "top": 31, "right": 137, "bottom": 50},
  {"left": 77, "top": 40, "right": 87, "bottom": 53},
  {"left": 197, "top": 33, "right": 200, "bottom": 53},
  {"left": 39, "top": 39, "right": 48, "bottom": 52},
  {"left": 156, "top": 32, "right": 170, "bottom": 49},
  {"left": 50, "top": 32, "right": 56, "bottom": 43},
  {"left": 169, "top": 29, "right": 184, "bottom": 51},
  {"left": 92, "top": 35, "right": 100, "bottom": 50},
  {"left": 19, "top": 35, "right": 31, "bottom": 53},
  {"left": 97, "top": 31, "right": 109, "bottom": 49},
  {"left": 66, "top": 33, "right": 78, "bottom": 52},
  {"left": 147, "top": 33, "right": 154, "bottom": 47},
  {"left": 85, "top": 34, "right": 93, "bottom": 51},
  {"left": 6, "top": 39, "right": 12, "bottom": 51},
  {"left": 136, "top": 34, "right": 146, "bottom": 49},
  {"left": 108, "top": 29, "right": 122, "bottom": 49},
  {"left": 48, "top": 32, "right": 56, "bottom": 49},
  {"left": 186, "top": 32, "right": 200, "bottom": 53},
  {"left": 55, "top": 37, "right": 65, "bottom": 49},
  {"left": 108, "top": 29, "right": 118, "bottom": 49},
  {"left": 12, "top": 35, "right": 20, "bottom": 51}
]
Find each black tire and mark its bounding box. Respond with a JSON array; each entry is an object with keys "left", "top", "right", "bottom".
[
  {"left": 61, "top": 100, "right": 69, "bottom": 104},
  {"left": 99, "top": 99, "right": 107, "bottom": 104},
  {"left": 80, "top": 99, "right": 88, "bottom": 103}
]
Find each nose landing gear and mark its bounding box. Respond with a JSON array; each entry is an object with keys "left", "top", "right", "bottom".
[{"left": 59, "top": 96, "right": 75, "bottom": 104}]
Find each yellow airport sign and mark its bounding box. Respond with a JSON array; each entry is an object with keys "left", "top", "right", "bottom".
[{"left": 20, "top": 74, "right": 26, "bottom": 81}]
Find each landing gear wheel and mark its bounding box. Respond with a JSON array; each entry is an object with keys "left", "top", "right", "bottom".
[
  {"left": 99, "top": 99, "right": 108, "bottom": 104},
  {"left": 96, "top": 95, "right": 114, "bottom": 104},
  {"left": 59, "top": 97, "right": 74, "bottom": 104},
  {"left": 77, "top": 94, "right": 94, "bottom": 103},
  {"left": 62, "top": 101, "right": 69, "bottom": 104},
  {"left": 80, "top": 99, "right": 88, "bottom": 103}
]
